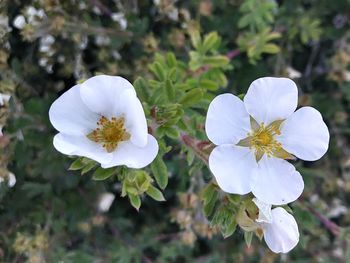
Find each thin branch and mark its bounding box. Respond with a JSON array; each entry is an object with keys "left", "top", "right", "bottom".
[
  {"left": 299, "top": 199, "right": 341, "bottom": 236},
  {"left": 180, "top": 133, "right": 211, "bottom": 165},
  {"left": 226, "top": 49, "right": 241, "bottom": 60},
  {"left": 89, "top": 0, "right": 113, "bottom": 16}
]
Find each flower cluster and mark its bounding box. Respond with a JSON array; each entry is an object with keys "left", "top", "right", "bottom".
[
  {"left": 205, "top": 77, "right": 330, "bottom": 253},
  {"left": 49, "top": 75, "right": 330, "bottom": 254}
]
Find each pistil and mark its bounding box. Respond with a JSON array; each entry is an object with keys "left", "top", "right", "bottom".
[
  {"left": 87, "top": 116, "right": 130, "bottom": 152},
  {"left": 237, "top": 117, "right": 294, "bottom": 162}
]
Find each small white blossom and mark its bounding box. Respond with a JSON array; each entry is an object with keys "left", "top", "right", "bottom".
[
  {"left": 95, "top": 35, "right": 111, "bottom": 46},
  {"left": 206, "top": 77, "right": 329, "bottom": 205},
  {"left": 253, "top": 198, "right": 299, "bottom": 253},
  {"left": 0, "top": 14, "right": 11, "bottom": 35},
  {"left": 39, "top": 35, "right": 55, "bottom": 54},
  {"left": 25, "top": 7, "right": 45, "bottom": 22},
  {"left": 0, "top": 93, "right": 11, "bottom": 106},
  {"left": 286, "top": 66, "right": 302, "bottom": 79},
  {"left": 98, "top": 192, "right": 115, "bottom": 212},
  {"left": 13, "top": 15, "right": 26, "bottom": 29},
  {"left": 49, "top": 75, "right": 158, "bottom": 168},
  {"left": 8, "top": 172, "right": 16, "bottom": 187},
  {"left": 0, "top": 93, "right": 11, "bottom": 136},
  {"left": 0, "top": 172, "right": 16, "bottom": 188},
  {"left": 111, "top": 13, "right": 127, "bottom": 30}
]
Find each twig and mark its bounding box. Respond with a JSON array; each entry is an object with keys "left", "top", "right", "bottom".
[
  {"left": 90, "top": 0, "right": 113, "bottom": 16},
  {"left": 226, "top": 49, "right": 241, "bottom": 60},
  {"left": 180, "top": 133, "right": 211, "bottom": 165},
  {"left": 299, "top": 199, "right": 341, "bottom": 236}
]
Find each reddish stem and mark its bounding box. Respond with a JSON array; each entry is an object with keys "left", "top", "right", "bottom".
[
  {"left": 306, "top": 204, "right": 341, "bottom": 236},
  {"left": 226, "top": 49, "right": 241, "bottom": 60}
]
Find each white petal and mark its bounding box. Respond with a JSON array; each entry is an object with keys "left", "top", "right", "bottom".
[
  {"left": 49, "top": 84, "right": 99, "bottom": 136},
  {"left": 98, "top": 192, "right": 115, "bottom": 212},
  {"left": 244, "top": 77, "right": 298, "bottom": 125},
  {"left": 80, "top": 75, "right": 135, "bottom": 117},
  {"left": 264, "top": 207, "right": 299, "bottom": 253},
  {"left": 13, "top": 15, "right": 26, "bottom": 29},
  {"left": 253, "top": 198, "right": 273, "bottom": 224},
  {"left": 53, "top": 133, "right": 113, "bottom": 164},
  {"left": 278, "top": 107, "right": 330, "bottom": 161},
  {"left": 251, "top": 157, "right": 304, "bottom": 205},
  {"left": 0, "top": 94, "right": 11, "bottom": 105},
  {"left": 119, "top": 89, "right": 148, "bottom": 147},
  {"left": 208, "top": 145, "right": 256, "bottom": 195},
  {"left": 101, "top": 135, "right": 158, "bottom": 169},
  {"left": 7, "top": 172, "right": 16, "bottom": 187},
  {"left": 205, "top": 94, "right": 250, "bottom": 145}
]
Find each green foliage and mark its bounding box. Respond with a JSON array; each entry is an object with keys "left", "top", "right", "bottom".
[
  {"left": 238, "top": 0, "right": 277, "bottom": 31},
  {"left": 0, "top": 0, "right": 349, "bottom": 261},
  {"left": 151, "top": 154, "right": 168, "bottom": 190},
  {"left": 237, "top": 28, "right": 281, "bottom": 64}
]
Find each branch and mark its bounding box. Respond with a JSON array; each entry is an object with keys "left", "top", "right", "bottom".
[
  {"left": 180, "top": 133, "right": 211, "bottom": 165},
  {"left": 226, "top": 49, "right": 241, "bottom": 60},
  {"left": 299, "top": 199, "right": 341, "bottom": 236}
]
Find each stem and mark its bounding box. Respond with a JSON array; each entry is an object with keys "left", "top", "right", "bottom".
[
  {"left": 180, "top": 133, "right": 211, "bottom": 165},
  {"left": 299, "top": 199, "right": 341, "bottom": 236},
  {"left": 226, "top": 49, "right": 241, "bottom": 60},
  {"left": 90, "top": 0, "right": 113, "bottom": 16}
]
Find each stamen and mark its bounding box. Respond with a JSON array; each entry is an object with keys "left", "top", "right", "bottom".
[
  {"left": 237, "top": 117, "right": 294, "bottom": 162},
  {"left": 87, "top": 116, "right": 130, "bottom": 153}
]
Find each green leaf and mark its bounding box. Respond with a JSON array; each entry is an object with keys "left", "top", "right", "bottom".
[
  {"left": 69, "top": 158, "right": 85, "bottom": 171},
  {"left": 166, "top": 52, "right": 177, "bottom": 68},
  {"left": 165, "top": 79, "right": 176, "bottom": 101},
  {"left": 202, "top": 32, "right": 219, "bottom": 53},
  {"left": 282, "top": 205, "right": 294, "bottom": 214},
  {"left": 223, "top": 219, "right": 237, "bottom": 238},
  {"left": 180, "top": 88, "right": 204, "bottom": 107},
  {"left": 133, "top": 77, "right": 150, "bottom": 102},
  {"left": 203, "top": 195, "right": 218, "bottom": 218},
  {"left": 199, "top": 79, "right": 219, "bottom": 91},
  {"left": 150, "top": 155, "right": 168, "bottom": 189},
  {"left": 146, "top": 185, "right": 166, "bottom": 201},
  {"left": 202, "top": 184, "right": 219, "bottom": 217},
  {"left": 92, "top": 167, "right": 116, "bottom": 181},
  {"left": 202, "top": 55, "right": 229, "bottom": 68},
  {"left": 129, "top": 194, "right": 141, "bottom": 211},
  {"left": 149, "top": 62, "right": 166, "bottom": 81},
  {"left": 262, "top": 43, "right": 280, "bottom": 54},
  {"left": 244, "top": 231, "right": 253, "bottom": 247},
  {"left": 81, "top": 162, "right": 97, "bottom": 175},
  {"left": 190, "top": 29, "right": 201, "bottom": 49},
  {"left": 164, "top": 126, "right": 180, "bottom": 139}
]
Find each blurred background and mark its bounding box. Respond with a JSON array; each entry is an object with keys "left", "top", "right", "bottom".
[{"left": 1, "top": 0, "right": 350, "bottom": 262}]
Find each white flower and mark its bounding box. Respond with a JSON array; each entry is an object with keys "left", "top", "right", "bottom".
[
  {"left": 7, "top": 172, "right": 16, "bottom": 187},
  {"left": 111, "top": 13, "right": 127, "bottom": 30},
  {"left": 49, "top": 75, "right": 159, "bottom": 169},
  {"left": 0, "top": 93, "right": 11, "bottom": 136},
  {"left": 286, "top": 66, "right": 302, "bottom": 79},
  {"left": 0, "top": 172, "right": 16, "bottom": 188},
  {"left": 0, "top": 93, "right": 11, "bottom": 106},
  {"left": 98, "top": 192, "right": 115, "bottom": 212},
  {"left": 253, "top": 198, "right": 299, "bottom": 253},
  {"left": 13, "top": 15, "right": 26, "bottom": 29},
  {"left": 206, "top": 77, "right": 329, "bottom": 205},
  {"left": 39, "top": 35, "right": 55, "bottom": 54}
]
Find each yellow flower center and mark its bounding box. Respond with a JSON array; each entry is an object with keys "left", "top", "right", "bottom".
[
  {"left": 87, "top": 116, "right": 130, "bottom": 153},
  {"left": 237, "top": 117, "right": 294, "bottom": 162},
  {"left": 255, "top": 130, "right": 273, "bottom": 146}
]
